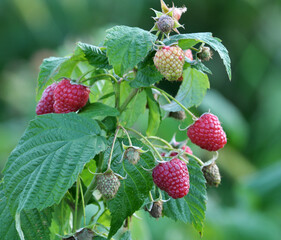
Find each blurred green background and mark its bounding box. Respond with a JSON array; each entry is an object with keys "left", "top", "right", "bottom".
[{"left": 1, "top": 0, "right": 281, "bottom": 239}]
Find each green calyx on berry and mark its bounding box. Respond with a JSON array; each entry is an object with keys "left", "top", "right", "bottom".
[
  {"left": 150, "top": 0, "right": 184, "bottom": 36},
  {"left": 154, "top": 45, "right": 185, "bottom": 81},
  {"left": 96, "top": 171, "right": 121, "bottom": 200},
  {"left": 197, "top": 46, "right": 213, "bottom": 61},
  {"left": 202, "top": 162, "right": 221, "bottom": 187}
]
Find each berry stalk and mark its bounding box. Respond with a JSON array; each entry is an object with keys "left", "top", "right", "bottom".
[
  {"left": 152, "top": 86, "right": 197, "bottom": 120},
  {"left": 126, "top": 127, "right": 164, "bottom": 162},
  {"left": 119, "top": 88, "right": 140, "bottom": 113}
]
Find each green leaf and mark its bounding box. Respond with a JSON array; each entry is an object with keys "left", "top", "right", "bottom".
[
  {"left": 145, "top": 88, "right": 161, "bottom": 136},
  {"left": 162, "top": 158, "right": 207, "bottom": 235},
  {"left": 104, "top": 138, "right": 155, "bottom": 239},
  {"left": 0, "top": 184, "right": 52, "bottom": 240},
  {"left": 130, "top": 52, "right": 163, "bottom": 88},
  {"left": 37, "top": 56, "right": 69, "bottom": 94},
  {"left": 119, "top": 83, "right": 147, "bottom": 127},
  {"left": 192, "top": 60, "right": 212, "bottom": 75},
  {"left": 162, "top": 68, "right": 210, "bottom": 112},
  {"left": 53, "top": 47, "right": 86, "bottom": 80},
  {"left": 120, "top": 231, "right": 132, "bottom": 240},
  {"left": 49, "top": 199, "right": 72, "bottom": 240},
  {"left": 178, "top": 39, "right": 200, "bottom": 50},
  {"left": 80, "top": 159, "right": 97, "bottom": 187},
  {"left": 79, "top": 102, "right": 120, "bottom": 118},
  {"left": 164, "top": 32, "right": 231, "bottom": 80},
  {"left": 76, "top": 42, "right": 111, "bottom": 69},
  {"left": 94, "top": 237, "right": 107, "bottom": 240},
  {"left": 104, "top": 26, "right": 157, "bottom": 76},
  {"left": 3, "top": 113, "right": 107, "bottom": 215}
]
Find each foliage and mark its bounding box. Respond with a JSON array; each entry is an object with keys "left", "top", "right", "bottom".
[{"left": 0, "top": 1, "right": 231, "bottom": 239}]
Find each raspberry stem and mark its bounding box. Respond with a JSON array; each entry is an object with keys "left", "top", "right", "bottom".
[
  {"left": 114, "top": 83, "right": 121, "bottom": 109},
  {"left": 125, "top": 127, "right": 164, "bottom": 162},
  {"left": 184, "top": 152, "right": 204, "bottom": 166},
  {"left": 107, "top": 126, "right": 121, "bottom": 172},
  {"left": 191, "top": 47, "right": 200, "bottom": 52},
  {"left": 147, "top": 136, "right": 173, "bottom": 149},
  {"left": 119, "top": 125, "right": 133, "bottom": 146},
  {"left": 78, "top": 69, "right": 96, "bottom": 82},
  {"left": 152, "top": 86, "right": 197, "bottom": 120},
  {"left": 73, "top": 176, "right": 80, "bottom": 231},
  {"left": 80, "top": 73, "right": 118, "bottom": 84},
  {"left": 79, "top": 177, "right": 86, "bottom": 226},
  {"left": 119, "top": 88, "right": 140, "bottom": 113}
]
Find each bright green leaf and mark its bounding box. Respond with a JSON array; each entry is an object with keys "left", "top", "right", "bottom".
[
  {"left": 163, "top": 158, "right": 207, "bottom": 235},
  {"left": 37, "top": 56, "right": 69, "bottom": 95},
  {"left": 79, "top": 102, "right": 120, "bottom": 118},
  {"left": 53, "top": 47, "right": 86, "bottom": 80},
  {"left": 104, "top": 26, "right": 157, "bottom": 76},
  {"left": 178, "top": 39, "right": 200, "bottom": 50},
  {"left": 3, "top": 113, "right": 107, "bottom": 215},
  {"left": 119, "top": 82, "right": 147, "bottom": 127},
  {"left": 130, "top": 52, "right": 163, "bottom": 88},
  {"left": 104, "top": 138, "right": 155, "bottom": 239},
  {"left": 0, "top": 184, "right": 52, "bottom": 240},
  {"left": 145, "top": 88, "right": 161, "bottom": 136},
  {"left": 162, "top": 68, "right": 210, "bottom": 112},
  {"left": 76, "top": 42, "right": 111, "bottom": 69}
]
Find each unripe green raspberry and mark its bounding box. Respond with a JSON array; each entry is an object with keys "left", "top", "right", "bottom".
[
  {"left": 156, "top": 15, "right": 174, "bottom": 34},
  {"left": 96, "top": 172, "right": 120, "bottom": 199},
  {"left": 154, "top": 45, "right": 185, "bottom": 81},
  {"left": 202, "top": 163, "right": 221, "bottom": 187},
  {"left": 124, "top": 147, "right": 141, "bottom": 165},
  {"left": 197, "top": 46, "right": 213, "bottom": 61}
]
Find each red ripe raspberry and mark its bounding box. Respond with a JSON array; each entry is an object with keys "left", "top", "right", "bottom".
[
  {"left": 184, "top": 49, "right": 193, "bottom": 61},
  {"left": 187, "top": 113, "right": 227, "bottom": 151},
  {"left": 169, "top": 145, "right": 193, "bottom": 157},
  {"left": 182, "top": 145, "right": 193, "bottom": 155},
  {"left": 53, "top": 79, "right": 90, "bottom": 113},
  {"left": 36, "top": 83, "right": 57, "bottom": 115},
  {"left": 152, "top": 158, "right": 190, "bottom": 199}
]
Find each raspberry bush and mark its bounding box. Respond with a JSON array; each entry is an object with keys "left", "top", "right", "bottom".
[{"left": 0, "top": 1, "right": 231, "bottom": 239}]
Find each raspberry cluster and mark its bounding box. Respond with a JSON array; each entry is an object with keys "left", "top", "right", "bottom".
[
  {"left": 36, "top": 79, "right": 90, "bottom": 115},
  {"left": 152, "top": 158, "right": 190, "bottom": 199}
]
